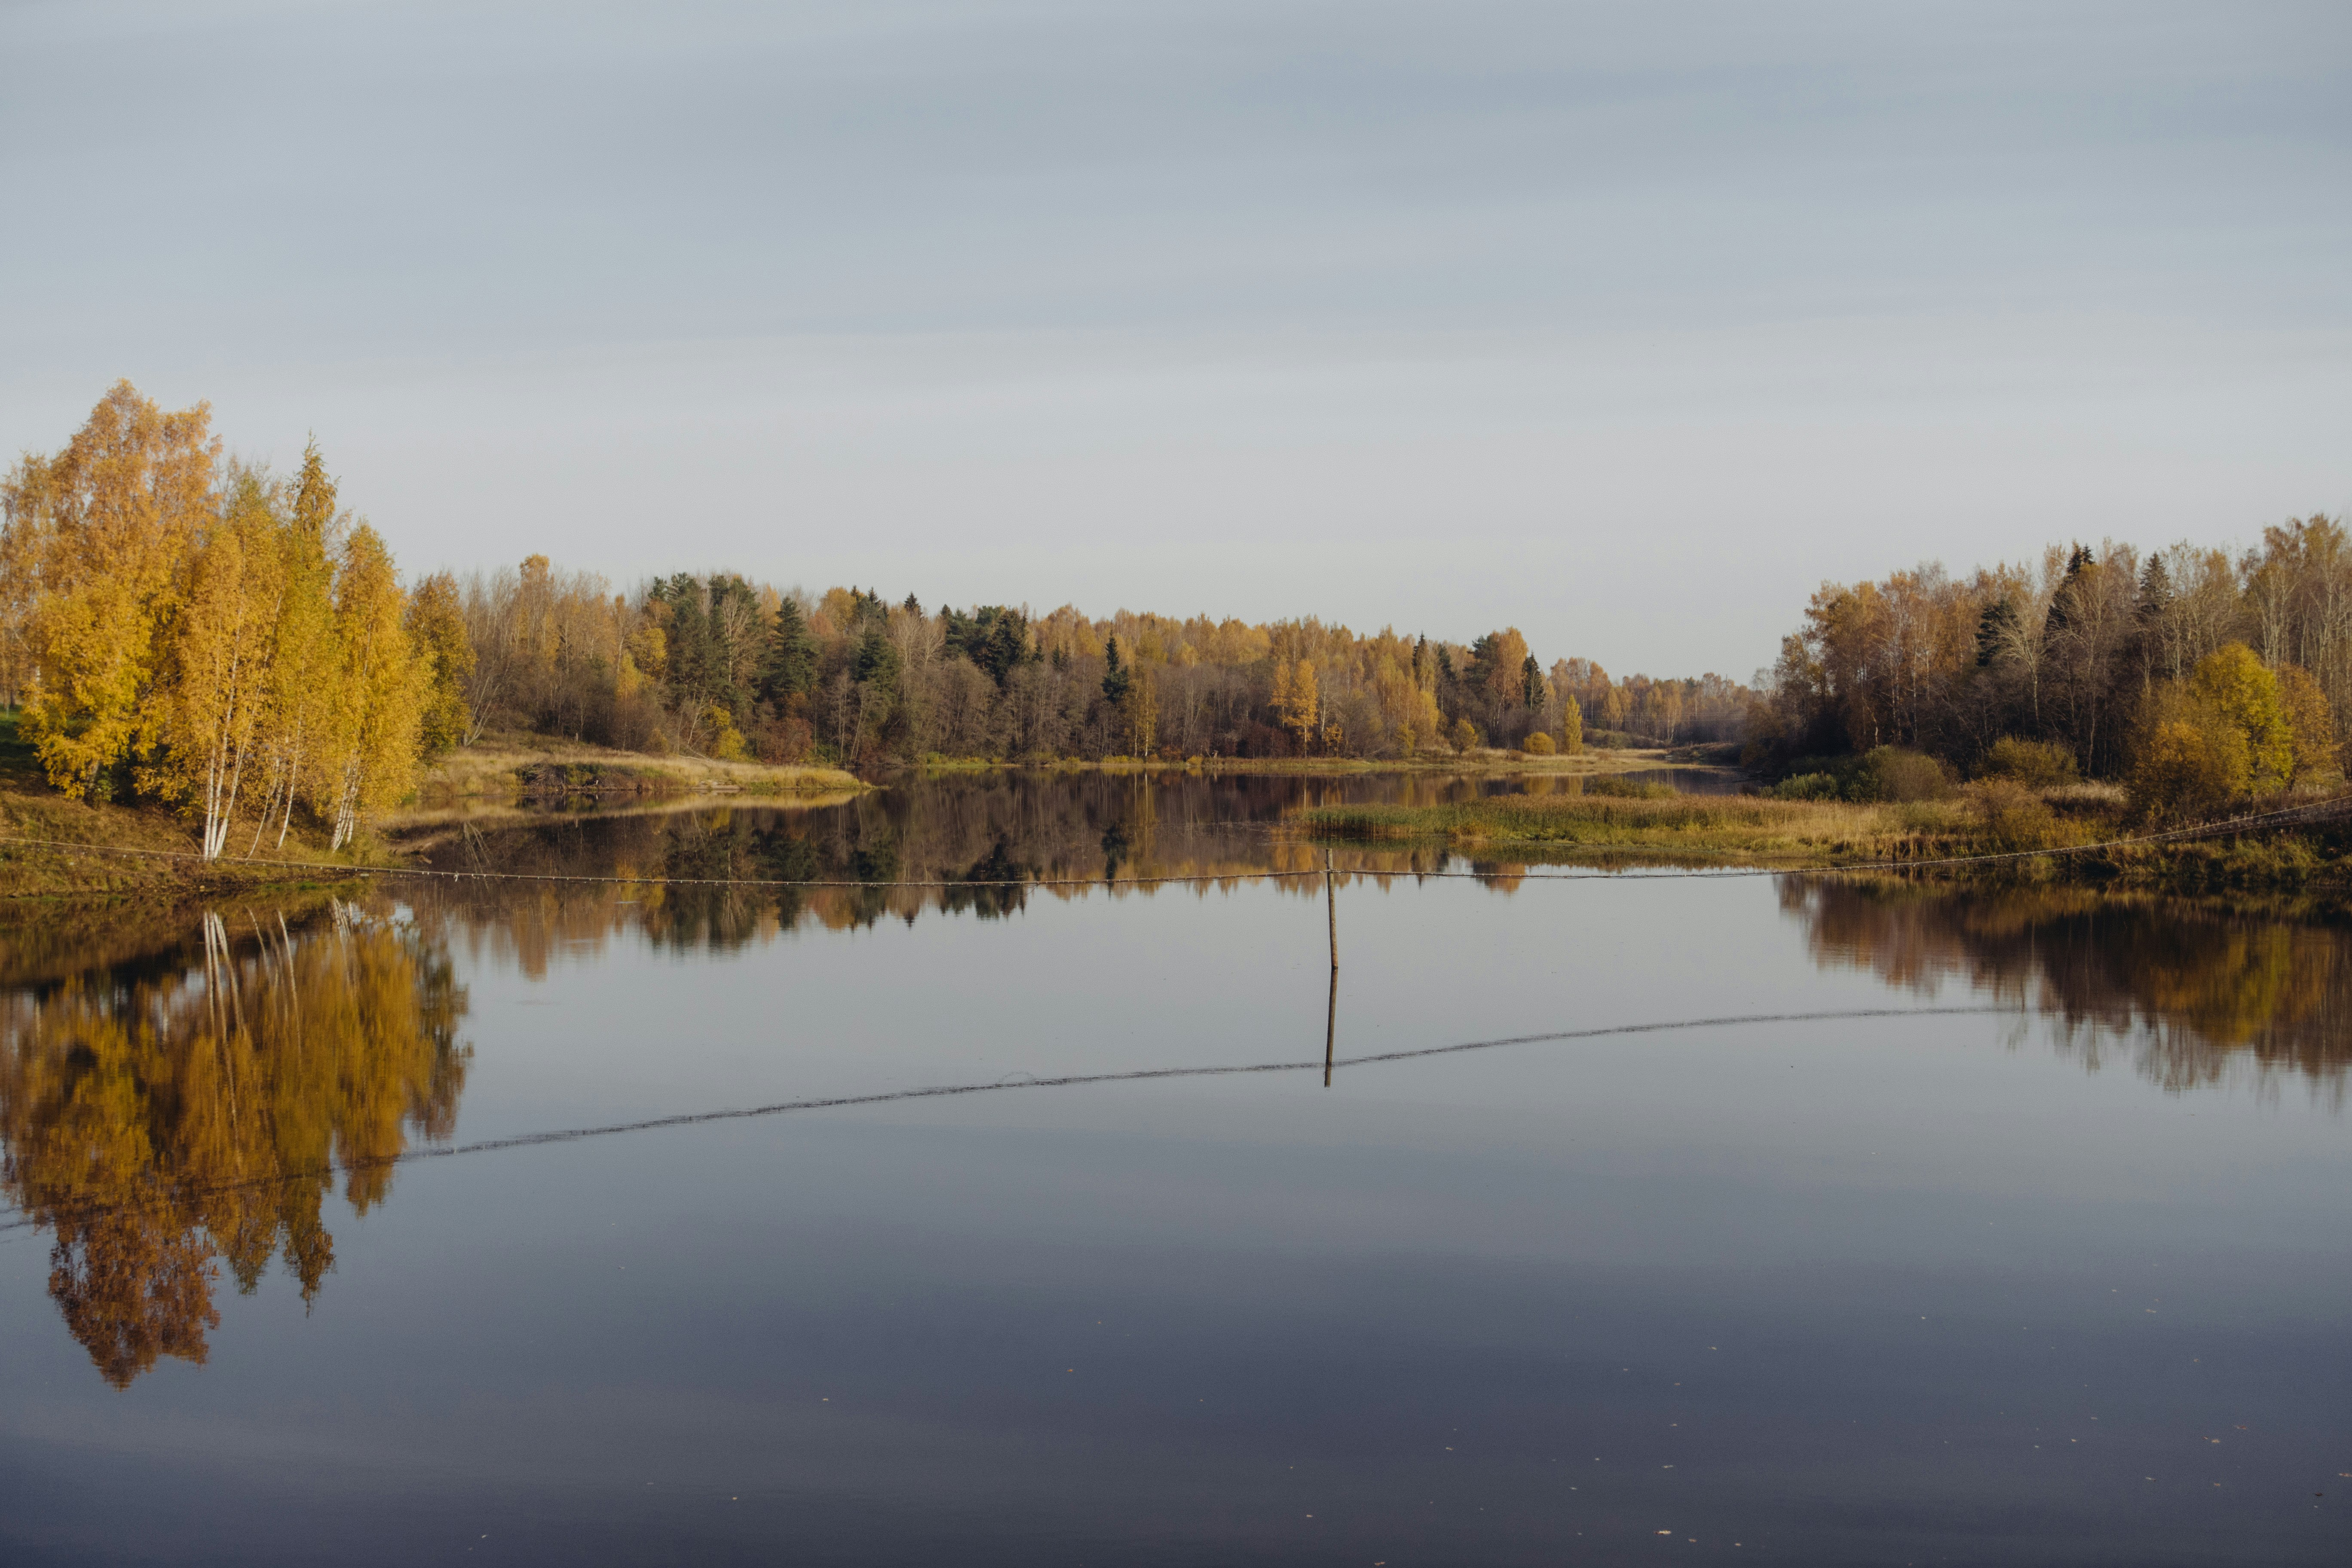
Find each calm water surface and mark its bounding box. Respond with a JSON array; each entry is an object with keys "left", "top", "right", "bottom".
[{"left": 3, "top": 775, "right": 2347, "bottom": 1565}]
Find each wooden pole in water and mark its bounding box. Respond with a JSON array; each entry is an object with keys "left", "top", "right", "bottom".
[{"left": 1325, "top": 848, "right": 1338, "bottom": 971}]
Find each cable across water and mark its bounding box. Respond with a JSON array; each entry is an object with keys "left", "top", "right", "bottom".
[{"left": 0, "top": 1004, "right": 2016, "bottom": 1238}]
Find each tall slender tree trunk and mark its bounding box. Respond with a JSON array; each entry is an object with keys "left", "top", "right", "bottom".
[{"left": 277, "top": 740, "right": 303, "bottom": 849}]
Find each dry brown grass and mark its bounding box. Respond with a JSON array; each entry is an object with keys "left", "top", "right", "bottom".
[
  {"left": 1297, "top": 791, "right": 1984, "bottom": 864},
  {"left": 411, "top": 731, "right": 863, "bottom": 809}
]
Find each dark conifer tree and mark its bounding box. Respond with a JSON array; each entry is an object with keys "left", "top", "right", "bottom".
[
  {"left": 2135, "top": 554, "right": 2173, "bottom": 621},
  {"left": 2043, "top": 544, "right": 2094, "bottom": 645},
  {"left": 1101, "top": 635, "right": 1131, "bottom": 705},
  {"left": 1975, "top": 597, "right": 2019, "bottom": 667},
  {"left": 762, "top": 596, "right": 819, "bottom": 702},
  {"left": 854, "top": 622, "right": 900, "bottom": 692}
]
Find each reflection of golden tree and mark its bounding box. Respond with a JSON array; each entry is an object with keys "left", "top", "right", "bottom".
[
  {"left": 1788, "top": 879, "right": 2352, "bottom": 1099},
  {"left": 0, "top": 904, "right": 470, "bottom": 1387}
]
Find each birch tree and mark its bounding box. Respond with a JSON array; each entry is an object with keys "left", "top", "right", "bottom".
[
  {"left": 151, "top": 468, "right": 286, "bottom": 857},
  {"left": 318, "top": 525, "right": 426, "bottom": 850},
  {"left": 12, "top": 383, "right": 217, "bottom": 797}
]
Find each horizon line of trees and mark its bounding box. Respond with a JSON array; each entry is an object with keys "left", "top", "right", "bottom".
[
  {"left": 1752, "top": 523, "right": 2349, "bottom": 818},
  {"left": 0, "top": 383, "right": 1771, "bottom": 846},
  {"left": 451, "top": 562, "right": 1758, "bottom": 770}
]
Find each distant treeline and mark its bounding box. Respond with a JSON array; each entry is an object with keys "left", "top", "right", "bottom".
[
  {"left": 458, "top": 563, "right": 1754, "bottom": 769},
  {"left": 0, "top": 384, "right": 1754, "bottom": 857},
  {"left": 1754, "top": 527, "right": 2349, "bottom": 818}
]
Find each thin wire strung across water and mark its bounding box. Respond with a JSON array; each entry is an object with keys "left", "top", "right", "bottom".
[
  {"left": 0, "top": 791, "right": 2344, "bottom": 891},
  {"left": 0, "top": 1004, "right": 2018, "bottom": 1238}
]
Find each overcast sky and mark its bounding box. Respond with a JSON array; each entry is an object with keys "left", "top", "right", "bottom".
[{"left": 3, "top": 1, "right": 2346, "bottom": 676}]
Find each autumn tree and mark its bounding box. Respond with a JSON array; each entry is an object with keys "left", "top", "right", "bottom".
[
  {"left": 1123, "top": 662, "right": 1160, "bottom": 756},
  {"left": 1271, "top": 659, "right": 1319, "bottom": 750},
  {"left": 230, "top": 444, "right": 343, "bottom": 848},
  {"left": 2275, "top": 664, "right": 2339, "bottom": 785},
  {"left": 2188, "top": 642, "right": 2293, "bottom": 794},
  {"left": 145, "top": 465, "right": 285, "bottom": 858},
  {"left": 405, "top": 571, "right": 474, "bottom": 757},
  {"left": 318, "top": 526, "right": 427, "bottom": 849},
  {"left": 8, "top": 382, "right": 218, "bottom": 798},
  {"left": 2128, "top": 687, "right": 2249, "bottom": 821}
]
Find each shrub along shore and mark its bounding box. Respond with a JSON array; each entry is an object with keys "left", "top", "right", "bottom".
[{"left": 1292, "top": 781, "right": 2352, "bottom": 892}]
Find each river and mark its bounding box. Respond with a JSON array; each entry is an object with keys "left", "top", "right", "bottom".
[{"left": 2, "top": 773, "right": 2346, "bottom": 1564}]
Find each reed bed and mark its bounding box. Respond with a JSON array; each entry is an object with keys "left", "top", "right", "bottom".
[
  {"left": 1295, "top": 788, "right": 2352, "bottom": 889},
  {"left": 1297, "top": 793, "right": 1978, "bottom": 864}
]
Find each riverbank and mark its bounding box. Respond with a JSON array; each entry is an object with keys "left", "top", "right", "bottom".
[
  {"left": 0, "top": 790, "right": 375, "bottom": 901},
  {"left": 406, "top": 732, "right": 866, "bottom": 812},
  {"left": 920, "top": 746, "right": 1741, "bottom": 780},
  {"left": 0, "top": 718, "right": 865, "bottom": 902},
  {"left": 1292, "top": 788, "right": 2352, "bottom": 890},
  {"left": 0, "top": 712, "right": 376, "bottom": 900}
]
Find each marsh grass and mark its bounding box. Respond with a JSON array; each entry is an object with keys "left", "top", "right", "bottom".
[
  {"left": 1297, "top": 784, "right": 2352, "bottom": 887},
  {"left": 1297, "top": 792, "right": 1977, "bottom": 863}
]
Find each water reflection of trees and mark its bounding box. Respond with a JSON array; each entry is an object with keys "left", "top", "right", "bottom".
[
  {"left": 1786, "top": 880, "right": 2352, "bottom": 1099},
  {"left": 407, "top": 774, "right": 1463, "bottom": 972},
  {"left": 0, "top": 901, "right": 470, "bottom": 1387}
]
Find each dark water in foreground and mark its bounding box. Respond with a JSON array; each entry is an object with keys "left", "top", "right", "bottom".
[{"left": 3, "top": 775, "right": 2348, "bottom": 1565}]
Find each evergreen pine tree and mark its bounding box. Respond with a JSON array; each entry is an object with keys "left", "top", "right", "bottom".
[
  {"left": 2136, "top": 554, "right": 2173, "bottom": 621},
  {"left": 1975, "top": 598, "right": 2020, "bottom": 668},
  {"left": 762, "top": 595, "right": 818, "bottom": 702},
  {"left": 2043, "top": 544, "right": 2094, "bottom": 644},
  {"left": 1101, "top": 635, "right": 1131, "bottom": 704}
]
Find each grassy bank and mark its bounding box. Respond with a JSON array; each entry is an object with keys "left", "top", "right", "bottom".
[
  {"left": 0, "top": 717, "right": 860, "bottom": 899},
  {"left": 389, "top": 787, "right": 864, "bottom": 840},
  {"left": 927, "top": 747, "right": 1736, "bottom": 780},
  {"left": 1292, "top": 788, "right": 2352, "bottom": 889},
  {"left": 1298, "top": 792, "right": 1951, "bottom": 863},
  {"left": 0, "top": 714, "right": 373, "bottom": 901},
  {"left": 0, "top": 796, "right": 377, "bottom": 901},
  {"left": 411, "top": 731, "right": 865, "bottom": 809}
]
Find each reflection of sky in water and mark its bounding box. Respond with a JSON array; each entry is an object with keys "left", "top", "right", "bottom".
[{"left": 2, "top": 779, "right": 2349, "bottom": 1564}]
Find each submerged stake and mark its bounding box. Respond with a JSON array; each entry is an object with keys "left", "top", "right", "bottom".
[
  {"left": 1325, "top": 848, "right": 1338, "bottom": 971},
  {"left": 1324, "top": 967, "right": 1338, "bottom": 1089}
]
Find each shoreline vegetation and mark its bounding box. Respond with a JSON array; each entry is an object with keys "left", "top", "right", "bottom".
[
  {"left": 0, "top": 709, "right": 866, "bottom": 900},
  {"left": 917, "top": 744, "right": 1739, "bottom": 777},
  {"left": 1, "top": 382, "right": 2345, "bottom": 896},
  {"left": 410, "top": 731, "right": 863, "bottom": 805},
  {"left": 1292, "top": 783, "right": 2352, "bottom": 894}
]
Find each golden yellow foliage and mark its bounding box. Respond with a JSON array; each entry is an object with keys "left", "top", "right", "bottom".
[
  {"left": 406, "top": 571, "right": 475, "bottom": 757},
  {"left": 1271, "top": 659, "right": 1319, "bottom": 748},
  {"left": 2275, "top": 663, "right": 2337, "bottom": 785},
  {"left": 2188, "top": 643, "right": 2292, "bottom": 792},
  {"left": 10, "top": 382, "right": 218, "bottom": 798},
  {"left": 0, "top": 906, "right": 469, "bottom": 1386},
  {"left": 320, "top": 525, "right": 429, "bottom": 848},
  {"left": 706, "top": 703, "right": 750, "bottom": 761}
]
